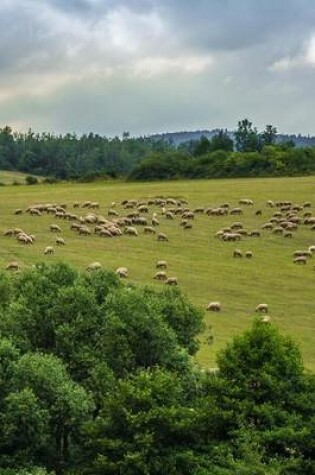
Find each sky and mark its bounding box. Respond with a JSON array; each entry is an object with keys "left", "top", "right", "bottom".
[{"left": 1, "top": 0, "right": 315, "bottom": 136}]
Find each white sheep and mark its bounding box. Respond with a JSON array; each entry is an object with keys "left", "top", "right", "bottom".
[
  {"left": 116, "top": 267, "right": 128, "bottom": 278},
  {"left": 206, "top": 302, "right": 221, "bottom": 312},
  {"left": 44, "top": 246, "right": 54, "bottom": 255},
  {"left": 165, "top": 277, "right": 178, "bottom": 285},
  {"left": 6, "top": 261, "right": 20, "bottom": 271},
  {"left": 255, "top": 303, "right": 269, "bottom": 313},
  {"left": 87, "top": 262, "right": 102, "bottom": 271}
]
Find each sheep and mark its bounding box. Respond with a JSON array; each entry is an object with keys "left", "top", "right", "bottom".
[
  {"left": 239, "top": 199, "right": 253, "bottom": 206},
  {"left": 79, "top": 226, "right": 91, "bottom": 236},
  {"left": 157, "top": 233, "right": 169, "bottom": 242},
  {"left": 73, "top": 202, "right": 80, "bottom": 208},
  {"left": 308, "top": 245, "right": 315, "bottom": 254},
  {"left": 116, "top": 267, "right": 128, "bottom": 278},
  {"left": 255, "top": 210, "right": 262, "bottom": 216},
  {"left": 125, "top": 226, "right": 138, "bottom": 236},
  {"left": 206, "top": 301, "right": 221, "bottom": 312},
  {"left": 156, "top": 260, "right": 167, "bottom": 269},
  {"left": 50, "top": 224, "right": 61, "bottom": 233},
  {"left": 293, "top": 256, "right": 307, "bottom": 264},
  {"left": 14, "top": 208, "right": 23, "bottom": 215},
  {"left": 87, "top": 262, "right": 102, "bottom": 271},
  {"left": 82, "top": 201, "right": 91, "bottom": 208},
  {"left": 144, "top": 226, "right": 156, "bottom": 235},
  {"left": 56, "top": 237, "right": 65, "bottom": 246},
  {"left": 108, "top": 209, "right": 118, "bottom": 217},
  {"left": 138, "top": 205, "right": 149, "bottom": 213},
  {"left": 154, "top": 271, "right": 167, "bottom": 280},
  {"left": 283, "top": 232, "right": 292, "bottom": 238},
  {"left": 152, "top": 217, "right": 160, "bottom": 226},
  {"left": 6, "top": 261, "right": 20, "bottom": 271},
  {"left": 44, "top": 246, "right": 54, "bottom": 255},
  {"left": 165, "top": 211, "right": 174, "bottom": 220},
  {"left": 89, "top": 202, "right": 100, "bottom": 209},
  {"left": 165, "top": 277, "right": 178, "bottom": 285},
  {"left": 233, "top": 249, "right": 243, "bottom": 258},
  {"left": 303, "top": 201, "right": 311, "bottom": 208},
  {"left": 231, "top": 222, "right": 243, "bottom": 230},
  {"left": 249, "top": 230, "right": 261, "bottom": 237},
  {"left": 272, "top": 227, "right": 284, "bottom": 235},
  {"left": 183, "top": 222, "right": 193, "bottom": 229},
  {"left": 267, "top": 200, "right": 275, "bottom": 207},
  {"left": 255, "top": 303, "right": 269, "bottom": 313},
  {"left": 100, "top": 229, "right": 112, "bottom": 238},
  {"left": 261, "top": 315, "right": 271, "bottom": 323},
  {"left": 30, "top": 208, "right": 42, "bottom": 216},
  {"left": 245, "top": 251, "right": 253, "bottom": 259},
  {"left": 230, "top": 207, "right": 243, "bottom": 215},
  {"left": 4, "top": 229, "right": 14, "bottom": 236}
]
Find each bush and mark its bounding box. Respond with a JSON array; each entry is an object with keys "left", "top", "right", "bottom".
[{"left": 25, "top": 176, "right": 39, "bottom": 185}]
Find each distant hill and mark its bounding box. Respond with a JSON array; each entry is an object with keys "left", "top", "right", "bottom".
[{"left": 150, "top": 129, "right": 315, "bottom": 148}]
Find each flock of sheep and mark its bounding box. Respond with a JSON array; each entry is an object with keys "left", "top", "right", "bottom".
[{"left": 3, "top": 194, "right": 314, "bottom": 317}]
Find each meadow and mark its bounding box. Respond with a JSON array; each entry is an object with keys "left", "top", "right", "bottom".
[
  {"left": 0, "top": 170, "right": 43, "bottom": 185},
  {"left": 0, "top": 176, "right": 314, "bottom": 370}
]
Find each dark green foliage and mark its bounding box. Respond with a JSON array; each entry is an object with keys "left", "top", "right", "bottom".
[
  {"left": 0, "top": 265, "right": 313, "bottom": 475},
  {"left": 25, "top": 175, "right": 39, "bottom": 185}
]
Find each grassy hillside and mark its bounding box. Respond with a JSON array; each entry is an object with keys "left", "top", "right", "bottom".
[
  {"left": 0, "top": 177, "right": 314, "bottom": 370},
  {"left": 0, "top": 170, "right": 43, "bottom": 185}
]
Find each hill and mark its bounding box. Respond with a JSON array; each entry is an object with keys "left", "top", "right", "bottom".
[
  {"left": 150, "top": 129, "right": 315, "bottom": 147},
  {"left": 0, "top": 176, "right": 314, "bottom": 371}
]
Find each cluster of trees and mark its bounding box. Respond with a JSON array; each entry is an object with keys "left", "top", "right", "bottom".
[
  {"left": 0, "top": 263, "right": 313, "bottom": 474},
  {"left": 0, "top": 127, "right": 170, "bottom": 180},
  {"left": 1, "top": 121, "right": 315, "bottom": 182},
  {"left": 130, "top": 121, "right": 315, "bottom": 180}
]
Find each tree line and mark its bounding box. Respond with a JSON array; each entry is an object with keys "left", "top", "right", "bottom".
[
  {"left": 0, "top": 263, "right": 314, "bottom": 474},
  {"left": 1, "top": 120, "right": 315, "bottom": 182}
]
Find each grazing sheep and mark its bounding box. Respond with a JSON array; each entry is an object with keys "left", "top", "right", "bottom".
[
  {"left": 230, "top": 207, "right": 243, "bottom": 215},
  {"left": 87, "top": 262, "right": 102, "bottom": 271},
  {"left": 6, "top": 261, "right": 20, "bottom": 271},
  {"left": 255, "top": 303, "right": 268, "bottom": 313},
  {"left": 255, "top": 210, "right": 262, "bottom": 216},
  {"left": 108, "top": 209, "right": 118, "bottom": 217},
  {"left": 245, "top": 251, "right": 253, "bottom": 259},
  {"left": 303, "top": 201, "right": 311, "bottom": 208},
  {"left": 116, "top": 267, "right": 128, "bottom": 278},
  {"left": 231, "top": 222, "right": 243, "bottom": 230},
  {"left": 261, "top": 315, "right": 271, "bottom": 323},
  {"left": 206, "top": 301, "right": 221, "bottom": 312},
  {"left": 4, "top": 229, "right": 14, "bottom": 236},
  {"left": 308, "top": 245, "right": 315, "bottom": 254},
  {"left": 14, "top": 208, "right": 23, "bottom": 215},
  {"left": 233, "top": 249, "right": 243, "bottom": 258},
  {"left": 272, "top": 227, "right": 283, "bottom": 235},
  {"left": 44, "top": 246, "right": 54, "bottom": 255},
  {"left": 82, "top": 201, "right": 91, "bottom": 208},
  {"left": 125, "top": 226, "right": 138, "bottom": 236},
  {"left": 79, "top": 226, "right": 91, "bottom": 236},
  {"left": 293, "top": 256, "right": 307, "bottom": 265},
  {"left": 284, "top": 232, "right": 292, "bottom": 238},
  {"left": 30, "top": 208, "right": 42, "bottom": 216},
  {"left": 165, "top": 277, "right": 178, "bottom": 285},
  {"left": 144, "top": 226, "right": 156, "bottom": 235},
  {"left": 156, "top": 260, "right": 167, "bottom": 269},
  {"left": 183, "top": 222, "right": 193, "bottom": 229},
  {"left": 56, "top": 237, "right": 65, "bottom": 245},
  {"left": 154, "top": 271, "right": 167, "bottom": 280},
  {"left": 267, "top": 200, "right": 275, "bottom": 207},
  {"left": 157, "top": 233, "right": 169, "bottom": 242},
  {"left": 249, "top": 230, "right": 261, "bottom": 237},
  {"left": 73, "top": 202, "right": 80, "bottom": 208},
  {"left": 50, "top": 224, "right": 61, "bottom": 233}
]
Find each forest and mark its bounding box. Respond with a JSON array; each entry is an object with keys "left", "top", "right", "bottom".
[
  {"left": 1, "top": 121, "right": 315, "bottom": 182},
  {"left": 0, "top": 263, "right": 314, "bottom": 475}
]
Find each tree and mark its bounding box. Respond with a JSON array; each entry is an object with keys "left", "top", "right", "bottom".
[
  {"left": 261, "top": 124, "right": 277, "bottom": 146},
  {"left": 234, "top": 119, "right": 261, "bottom": 152},
  {"left": 210, "top": 130, "right": 234, "bottom": 152}
]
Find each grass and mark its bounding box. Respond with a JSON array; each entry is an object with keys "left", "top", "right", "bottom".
[
  {"left": 0, "top": 176, "right": 314, "bottom": 371},
  {"left": 0, "top": 170, "right": 44, "bottom": 185}
]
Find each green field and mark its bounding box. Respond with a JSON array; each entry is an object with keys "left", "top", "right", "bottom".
[
  {"left": 0, "top": 177, "right": 314, "bottom": 370},
  {"left": 0, "top": 170, "right": 43, "bottom": 185}
]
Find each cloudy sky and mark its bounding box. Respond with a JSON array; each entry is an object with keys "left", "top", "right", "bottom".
[{"left": 1, "top": 0, "right": 315, "bottom": 136}]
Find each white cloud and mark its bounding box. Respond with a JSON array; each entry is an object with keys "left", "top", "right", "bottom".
[{"left": 132, "top": 55, "right": 213, "bottom": 78}]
